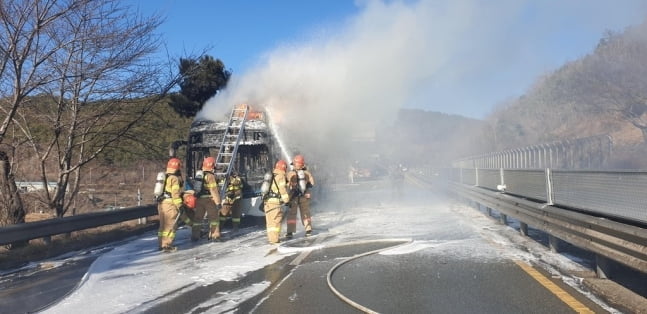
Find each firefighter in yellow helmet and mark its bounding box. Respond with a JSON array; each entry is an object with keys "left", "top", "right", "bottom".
[
  {"left": 193, "top": 157, "right": 223, "bottom": 241},
  {"left": 286, "top": 154, "right": 315, "bottom": 238},
  {"left": 220, "top": 170, "right": 244, "bottom": 233},
  {"left": 263, "top": 160, "right": 290, "bottom": 244},
  {"left": 157, "top": 157, "right": 192, "bottom": 252}
]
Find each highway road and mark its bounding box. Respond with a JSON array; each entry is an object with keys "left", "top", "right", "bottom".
[{"left": 0, "top": 181, "right": 636, "bottom": 313}]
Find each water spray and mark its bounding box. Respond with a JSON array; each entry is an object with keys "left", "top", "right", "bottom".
[{"left": 265, "top": 106, "right": 293, "bottom": 165}]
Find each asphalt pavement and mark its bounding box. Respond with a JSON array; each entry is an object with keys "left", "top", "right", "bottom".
[{"left": 136, "top": 235, "right": 609, "bottom": 314}]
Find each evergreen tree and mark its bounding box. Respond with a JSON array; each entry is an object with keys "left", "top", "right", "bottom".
[{"left": 170, "top": 55, "right": 231, "bottom": 117}]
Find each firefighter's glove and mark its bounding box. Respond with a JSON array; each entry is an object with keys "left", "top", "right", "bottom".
[{"left": 281, "top": 195, "right": 290, "bottom": 204}]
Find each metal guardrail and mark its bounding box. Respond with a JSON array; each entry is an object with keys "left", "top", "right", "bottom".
[
  {"left": 454, "top": 168, "right": 647, "bottom": 224},
  {"left": 455, "top": 183, "right": 647, "bottom": 274},
  {"left": 0, "top": 205, "right": 156, "bottom": 246},
  {"left": 408, "top": 170, "right": 647, "bottom": 276}
]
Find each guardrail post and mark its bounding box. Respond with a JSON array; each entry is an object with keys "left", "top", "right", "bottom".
[
  {"left": 519, "top": 222, "right": 528, "bottom": 236},
  {"left": 595, "top": 254, "right": 611, "bottom": 279},
  {"left": 548, "top": 235, "right": 560, "bottom": 253},
  {"left": 545, "top": 168, "right": 554, "bottom": 205},
  {"left": 499, "top": 213, "right": 507, "bottom": 225},
  {"left": 486, "top": 207, "right": 492, "bottom": 216},
  {"left": 137, "top": 189, "right": 146, "bottom": 225}
]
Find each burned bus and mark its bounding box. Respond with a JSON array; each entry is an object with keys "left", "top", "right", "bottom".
[{"left": 170, "top": 106, "right": 280, "bottom": 218}]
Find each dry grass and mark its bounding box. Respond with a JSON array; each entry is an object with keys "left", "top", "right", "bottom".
[{"left": 0, "top": 214, "right": 158, "bottom": 271}]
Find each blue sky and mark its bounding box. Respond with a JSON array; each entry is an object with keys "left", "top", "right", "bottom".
[
  {"left": 130, "top": 1, "right": 647, "bottom": 121},
  {"left": 132, "top": 0, "right": 358, "bottom": 74}
]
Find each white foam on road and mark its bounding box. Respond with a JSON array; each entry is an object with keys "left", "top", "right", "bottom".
[
  {"left": 43, "top": 228, "right": 289, "bottom": 313},
  {"left": 40, "top": 186, "right": 603, "bottom": 313}
]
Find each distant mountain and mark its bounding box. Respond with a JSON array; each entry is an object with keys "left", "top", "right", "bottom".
[
  {"left": 377, "top": 109, "right": 490, "bottom": 167},
  {"left": 486, "top": 21, "right": 647, "bottom": 167}
]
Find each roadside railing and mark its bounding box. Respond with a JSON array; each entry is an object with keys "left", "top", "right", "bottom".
[
  {"left": 448, "top": 168, "right": 647, "bottom": 224},
  {"left": 452, "top": 134, "right": 613, "bottom": 169},
  {"left": 0, "top": 205, "right": 156, "bottom": 246},
  {"left": 408, "top": 168, "right": 647, "bottom": 278}
]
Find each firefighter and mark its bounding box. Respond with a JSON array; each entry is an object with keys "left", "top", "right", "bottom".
[
  {"left": 286, "top": 154, "right": 315, "bottom": 238},
  {"left": 220, "top": 171, "right": 244, "bottom": 233},
  {"left": 157, "top": 157, "right": 192, "bottom": 252},
  {"left": 263, "top": 160, "right": 290, "bottom": 244},
  {"left": 193, "top": 157, "right": 223, "bottom": 241}
]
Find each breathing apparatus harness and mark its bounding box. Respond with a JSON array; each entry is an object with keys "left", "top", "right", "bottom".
[
  {"left": 154, "top": 173, "right": 173, "bottom": 202},
  {"left": 154, "top": 171, "right": 184, "bottom": 203},
  {"left": 289, "top": 167, "right": 309, "bottom": 199},
  {"left": 195, "top": 170, "right": 214, "bottom": 198},
  {"left": 264, "top": 173, "right": 282, "bottom": 201}
]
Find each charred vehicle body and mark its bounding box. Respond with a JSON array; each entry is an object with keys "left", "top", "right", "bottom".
[{"left": 170, "top": 105, "right": 280, "bottom": 217}]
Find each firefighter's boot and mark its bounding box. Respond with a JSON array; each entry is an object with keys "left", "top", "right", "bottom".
[
  {"left": 209, "top": 220, "right": 221, "bottom": 241},
  {"left": 161, "top": 245, "right": 177, "bottom": 253}
]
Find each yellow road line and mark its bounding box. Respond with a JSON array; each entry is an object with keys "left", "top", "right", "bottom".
[
  {"left": 412, "top": 172, "right": 594, "bottom": 313},
  {"left": 515, "top": 261, "right": 594, "bottom": 314}
]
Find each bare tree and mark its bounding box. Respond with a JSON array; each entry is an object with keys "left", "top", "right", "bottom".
[
  {"left": 594, "top": 30, "right": 647, "bottom": 141},
  {"left": 562, "top": 27, "right": 647, "bottom": 142},
  {"left": 0, "top": 0, "right": 85, "bottom": 225},
  {"left": 0, "top": 0, "right": 182, "bottom": 220},
  {"left": 489, "top": 23, "right": 647, "bottom": 155}
]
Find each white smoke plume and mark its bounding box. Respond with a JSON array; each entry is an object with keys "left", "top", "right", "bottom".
[
  {"left": 197, "top": 0, "right": 646, "bottom": 167},
  {"left": 199, "top": 0, "right": 463, "bottom": 165}
]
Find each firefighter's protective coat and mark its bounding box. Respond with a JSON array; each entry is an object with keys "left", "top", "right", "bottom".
[
  {"left": 221, "top": 174, "right": 244, "bottom": 231},
  {"left": 193, "top": 170, "right": 222, "bottom": 240},
  {"left": 158, "top": 173, "right": 183, "bottom": 249},
  {"left": 264, "top": 168, "right": 290, "bottom": 243},
  {"left": 286, "top": 166, "right": 315, "bottom": 235}
]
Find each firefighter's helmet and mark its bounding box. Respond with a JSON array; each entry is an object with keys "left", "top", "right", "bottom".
[
  {"left": 274, "top": 160, "right": 287, "bottom": 172},
  {"left": 203, "top": 156, "right": 216, "bottom": 171},
  {"left": 292, "top": 155, "right": 305, "bottom": 169},
  {"left": 183, "top": 193, "right": 196, "bottom": 209},
  {"left": 166, "top": 157, "right": 181, "bottom": 174}
]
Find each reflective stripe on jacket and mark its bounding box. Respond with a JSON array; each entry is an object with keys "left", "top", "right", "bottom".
[
  {"left": 225, "top": 175, "right": 243, "bottom": 201},
  {"left": 164, "top": 174, "right": 183, "bottom": 206},
  {"left": 203, "top": 172, "right": 221, "bottom": 204}
]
